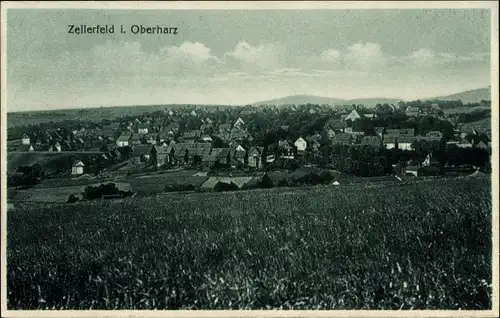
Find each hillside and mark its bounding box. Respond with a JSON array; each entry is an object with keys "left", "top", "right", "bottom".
[
  {"left": 428, "top": 87, "right": 491, "bottom": 103},
  {"left": 342, "top": 98, "right": 402, "bottom": 107},
  {"left": 252, "top": 95, "right": 344, "bottom": 106}
]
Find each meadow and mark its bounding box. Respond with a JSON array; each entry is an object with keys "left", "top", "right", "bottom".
[{"left": 7, "top": 177, "right": 492, "bottom": 310}]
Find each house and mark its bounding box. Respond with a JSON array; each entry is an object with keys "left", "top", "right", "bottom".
[
  {"left": 51, "top": 142, "right": 62, "bottom": 152},
  {"left": 190, "top": 110, "right": 198, "bottom": 117},
  {"left": 116, "top": 133, "right": 132, "bottom": 147},
  {"left": 218, "top": 123, "right": 232, "bottom": 133},
  {"left": 231, "top": 129, "right": 253, "bottom": 141},
  {"left": 371, "top": 128, "right": 383, "bottom": 138},
  {"left": 278, "top": 140, "right": 294, "bottom": 159},
  {"left": 154, "top": 144, "right": 174, "bottom": 167},
  {"left": 234, "top": 117, "right": 245, "bottom": 129},
  {"left": 71, "top": 160, "right": 85, "bottom": 175},
  {"left": 248, "top": 147, "right": 264, "bottom": 168},
  {"left": 309, "top": 140, "right": 321, "bottom": 152},
  {"left": 361, "top": 136, "right": 383, "bottom": 148},
  {"left": 422, "top": 152, "right": 439, "bottom": 167},
  {"left": 138, "top": 124, "right": 150, "bottom": 134},
  {"left": 130, "top": 144, "right": 157, "bottom": 165},
  {"left": 350, "top": 128, "right": 365, "bottom": 136},
  {"left": 182, "top": 130, "right": 202, "bottom": 142},
  {"left": 294, "top": 137, "right": 307, "bottom": 152},
  {"left": 476, "top": 141, "right": 490, "bottom": 150},
  {"left": 21, "top": 133, "right": 31, "bottom": 145},
  {"left": 146, "top": 134, "right": 158, "bottom": 145},
  {"left": 165, "top": 122, "right": 180, "bottom": 134},
  {"left": 396, "top": 136, "right": 416, "bottom": 150},
  {"left": 130, "top": 134, "right": 142, "bottom": 145},
  {"left": 385, "top": 128, "right": 415, "bottom": 136},
  {"left": 344, "top": 109, "right": 362, "bottom": 122},
  {"left": 233, "top": 148, "right": 247, "bottom": 165},
  {"left": 383, "top": 135, "right": 397, "bottom": 149},
  {"left": 405, "top": 165, "right": 420, "bottom": 177},
  {"left": 457, "top": 139, "right": 473, "bottom": 148},
  {"left": 201, "top": 135, "right": 213, "bottom": 142},
  {"left": 405, "top": 107, "right": 420, "bottom": 117},
  {"left": 332, "top": 134, "right": 352, "bottom": 145}
]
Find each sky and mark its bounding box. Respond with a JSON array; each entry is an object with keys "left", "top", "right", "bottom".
[{"left": 6, "top": 8, "right": 492, "bottom": 111}]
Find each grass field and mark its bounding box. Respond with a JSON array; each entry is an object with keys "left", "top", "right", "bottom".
[{"left": 7, "top": 177, "right": 492, "bottom": 310}]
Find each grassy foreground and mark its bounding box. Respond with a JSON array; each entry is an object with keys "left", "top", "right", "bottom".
[{"left": 7, "top": 177, "right": 492, "bottom": 309}]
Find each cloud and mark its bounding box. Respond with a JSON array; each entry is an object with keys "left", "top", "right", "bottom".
[
  {"left": 344, "top": 42, "right": 387, "bottom": 70},
  {"left": 88, "top": 41, "right": 220, "bottom": 78},
  {"left": 320, "top": 49, "right": 342, "bottom": 62},
  {"left": 224, "top": 41, "right": 283, "bottom": 70},
  {"left": 406, "top": 48, "right": 489, "bottom": 68},
  {"left": 162, "top": 41, "right": 221, "bottom": 64}
]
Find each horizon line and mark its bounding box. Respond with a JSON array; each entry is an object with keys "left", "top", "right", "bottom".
[{"left": 6, "top": 85, "right": 491, "bottom": 114}]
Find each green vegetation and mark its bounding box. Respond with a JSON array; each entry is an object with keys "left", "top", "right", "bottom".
[{"left": 7, "top": 177, "right": 491, "bottom": 309}]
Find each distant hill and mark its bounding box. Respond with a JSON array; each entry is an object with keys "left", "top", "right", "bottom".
[
  {"left": 252, "top": 95, "right": 344, "bottom": 106},
  {"left": 428, "top": 87, "right": 491, "bottom": 104},
  {"left": 342, "top": 98, "right": 402, "bottom": 107}
]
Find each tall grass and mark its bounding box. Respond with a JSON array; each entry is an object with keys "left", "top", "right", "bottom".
[{"left": 7, "top": 177, "right": 492, "bottom": 309}]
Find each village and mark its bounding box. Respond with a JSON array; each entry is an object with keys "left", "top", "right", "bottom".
[{"left": 7, "top": 100, "right": 492, "bottom": 199}]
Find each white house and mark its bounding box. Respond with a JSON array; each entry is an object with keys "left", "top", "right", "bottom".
[
  {"left": 344, "top": 110, "right": 362, "bottom": 122},
  {"left": 116, "top": 133, "right": 132, "bottom": 147},
  {"left": 201, "top": 135, "right": 213, "bottom": 142},
  {"left": 71, "top": 160, "right": 85, "bottom": 175},
  {"left": 21, "top": 133, "right": 31, "bottom": 145},
  {"left": 190, "top": 110, "right": 198, "bottom": 117},
  {"left": 234, "top": 117, "right": 245, "bottom": 129},
  {"left": 294, "top": 137, "right": 308, "bottom": 152},
  {"left": 53, "top": 142, "right": 62, "bottom": 152},
  {"left": 138, "top": 124, "right": 149, "bottom": 134}
]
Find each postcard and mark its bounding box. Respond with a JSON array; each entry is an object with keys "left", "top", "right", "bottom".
[{"left": 1, "top": 1, "right": 498, "bottom": 317}]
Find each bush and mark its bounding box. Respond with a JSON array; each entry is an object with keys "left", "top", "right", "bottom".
[
  {"left": 67, "top": 194, "right": 79, "bottom": 203},
  {"left": 83, "top": 183, "right": 119, "bottom": 200}
]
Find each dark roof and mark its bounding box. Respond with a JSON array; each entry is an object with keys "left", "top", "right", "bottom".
[
  {"left": 131, "top": 145, "right": 153, "bottom": 157},
  {"left": 385, "top": 128, "right": 415, "bottom": 136},
  {"left": 332, "top": 134, "right": 352, "bottom": 144},
  {"left": 397, "top": 136, "right": 417, "bottom": 144},
  {"left": 117, "top": 133, "right": 132, "bottom": 141},
  {"left": 249, "top": 147, "right": 264, "bottom": 155},
  {"left": 219, "top": 123, "right": 232, "bottom": 131},
  {"left": 361, "top": 136, "right": 383, "bottom": 148}
]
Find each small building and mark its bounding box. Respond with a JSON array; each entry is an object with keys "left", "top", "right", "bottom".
[
  {"left": 344, "top": 109, "right": 362, "bottom": 122},
  {"left": 405, "top": 107, "right": 420, "bottom": 117},
  {"left": 138, "top": 124, "right": 149, "bottom": 134},
  {"left": 385, "top": 128, "right": 415, "bottom": 136},
  {"left": 361, "top": 136, "right": 383, "bottom": 148},
  {"left": 457, "top": 139, "right": 473, "bottom": 148},
  {"left": 130, "top": 144, "right": 156, "bottom": 165},
  {"left": 294, "top": 137, "right": 307, "bottom": 152},
  {"left": 21, "top": 133, "right": 31, "bottom": 145},
  {"left": 278, "top": 140, "right": 294, "bottom": 159},
  {"left": 248, "top": 147, "right": 264, "bottom": 168},
  {"left": 116, "top": 133, "right": 132, "bottom": 147},
  {"left": 234, "top": 117, "right": 245, "bottom": 129},
  {"left": 71, "top": 160, "right": 85, "bottom": 175},
  {"left": 396, "top": 136, "right": 416, "bottom": 151},
  {"left": 476, "top": 141, "right": 490, "bottom": 150},
  {"left": 332, "top": 134, "right": 353, "bottom": 146}
]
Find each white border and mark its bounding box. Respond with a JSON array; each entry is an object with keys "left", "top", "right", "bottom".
[{"left": 1, "top": 1, "right": 498, "bottom": 318}]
